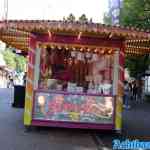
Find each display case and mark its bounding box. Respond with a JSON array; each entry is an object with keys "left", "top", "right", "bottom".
[{"left": 33, "top": 90, "right": 115, "bottom": 124}]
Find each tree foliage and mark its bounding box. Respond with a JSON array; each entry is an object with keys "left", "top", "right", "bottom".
[
  {"left": 67, "top": 13, "right": 76, "bottom": 22},
  {"left": 103, "top": 12, "right": 112, "bottom": 25},
  {"left": 78, "top": 14, "right": 88, "bottom": 23},
  {"left": 15, "top": 55, "right": 27, "bottom": 72},
  {"left": 2, "top": 48, "right": 27, "bottom": 72},
  {"left": 104, "top": 0, "right": 150, "bottom": 78},
  {"left": 2, "top": 48, "right": 16, "bottom": 69},
  {"left": 66, "top": 13, "right": 91, "bottom": 23},
  {"left": 120, "top": 0, "right": 150, "bottom": 30},
  {"left": 120, "top": 0, "right": 150, "bottom": 78}
]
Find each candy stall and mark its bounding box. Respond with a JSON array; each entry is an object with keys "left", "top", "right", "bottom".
[
  {"left": 32, "top": 43, "right": 116, "bottom": 129},
  {"left": 0, "top": 20, "right": 150, "bottom": 132},
  {"left": 25, "top": 22, "right": 123, "bottom": 131}
]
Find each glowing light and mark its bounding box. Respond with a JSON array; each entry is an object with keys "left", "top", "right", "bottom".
[
  {"left": 94, "top": 48, "right": 98, "bottom": 53},
  {"left": 77, "top": 32, "right": 82, "bottom": 40},
  {"left": 58, "top": 46, "right": 61, "bottom": 50},
  {"left": 108, "top": 49, "right": 112, "bottom": 54},
  {"left": 51, "top": 45, "right": 55, "bottom": 49},
  {"left": 87, "top": 48, "right": 90, "bottom": 52},
  {"left": 48, "top": 30, "right": 52, "bottom": 39},
  {"left": 100, "top": 49, "right": 105, "bottom": 54},
  {"left": 38, "top": 96, "right": 45, "bottom": 106},
  {"left": 80, "top": 48, "right": 83, "bottom": 51}
]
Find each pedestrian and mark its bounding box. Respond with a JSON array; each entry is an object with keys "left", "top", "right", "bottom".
[
  {"left": 128, "top": 81, "right": 133, "bottom": 100},
  {"left": 132, "top": 81, "right": 137, "bottom": 101},
  {"left": 7, "top": 75, "right": 14, "bottom": 88},
  {"left": 23, "top": 72, "right": 27, "bottom": 86},
  {"left": 136, "top": 80, "right": 143, "bottom": 102},
  {"left": 123, "top": 81, "right": 130, "bottom": 109}
]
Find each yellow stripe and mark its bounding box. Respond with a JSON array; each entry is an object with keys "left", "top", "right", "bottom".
[
  {"left": 24, "top": 96, "right": 33, "bottom": 125},
  {"left": 115, "top": 96, "right": 123, "bottom": 131}
]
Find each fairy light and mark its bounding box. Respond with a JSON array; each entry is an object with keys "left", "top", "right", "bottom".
[
  {"left": 94, "top": 48, "right": 98, "bottom": 53},
  {"left": 58, "top": 46, "right": 61, "bottom": 50},
  {"left": 108, "top": 49, "right": 112, "bottom": 54},
  {"left": 80, "top": 48, "right": 83, "bottom": 51},
  {"left": 100, "top": 49, "right": 105, "bottom": 54},
  {"left": 87, "top": 48, "right": 90, "bottom": 52},
  {"left": 38, "top": 96, "right": 45, "bottom": 106},
  {"left": 51, "top": 45, "right": 55, "bottom": 49},
  {"left": 77, "top": 32, "right": 82, "bottom": 40},
  {"left": 48, "top": 30, "right": 52, "bottom": 39}
]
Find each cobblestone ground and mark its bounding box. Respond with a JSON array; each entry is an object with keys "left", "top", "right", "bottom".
[{"left": 0, "top": 88, "right": 98, "bottom": 150}]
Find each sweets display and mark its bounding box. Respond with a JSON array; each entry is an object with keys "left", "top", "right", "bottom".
[
  {"left": 33, "top": 92, "right": 114, "bottom": 124},
  {"left": 38, "top": 47, "right": 114, "bottom": 95}
]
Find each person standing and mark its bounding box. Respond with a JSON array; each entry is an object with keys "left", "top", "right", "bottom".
[
  {"left": 123, "top": 81, "right": 130, "bottom": 109},
  {"left": 132, "top": 81, "right": 137, "bottom": 101}
]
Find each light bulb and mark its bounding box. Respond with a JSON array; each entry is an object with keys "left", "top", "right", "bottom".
[{"left": 38, "top": 96, "right": 45, "bottom": 106}]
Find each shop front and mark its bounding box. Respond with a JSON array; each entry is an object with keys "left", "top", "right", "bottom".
[
  {"left": 25, "top": 30, "right": 124, "bottom": 130},
  {"left": 0, "top": 20, "right": 150, "bottom": 132}
]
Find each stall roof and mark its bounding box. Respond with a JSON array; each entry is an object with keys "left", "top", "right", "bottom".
[{"left": 0, "top": 20, "right": 150, "bottom": 55}]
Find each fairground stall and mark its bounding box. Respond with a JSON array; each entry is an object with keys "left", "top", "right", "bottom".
[{"left": 0, "top": 20, "right": 150, "bottom": 132}]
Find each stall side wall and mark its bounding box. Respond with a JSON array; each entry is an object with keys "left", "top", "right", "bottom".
[
  {"left": 24, "top": 37, "right": 36, "bottom": 125},
  {"left": 115, "top": 47, "right": 124, "bottom": 131}
]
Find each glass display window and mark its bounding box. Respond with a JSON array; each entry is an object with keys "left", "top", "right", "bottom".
[{"left": 38, "top": 46, "right": 115, "bottom": 95}]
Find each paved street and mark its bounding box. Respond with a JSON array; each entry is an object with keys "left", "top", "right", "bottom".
[
  {"left": 0, "top": 88, "right": 99, "bottom": 150},
  {"left": 95, "top": 97, "right": 150, "bottom": 149},
  {"left": 122, "top": 99, "right": 150, "bottom": 138},
  {"left": 0, "top": 88, "right": 150, "bottom": 150}
]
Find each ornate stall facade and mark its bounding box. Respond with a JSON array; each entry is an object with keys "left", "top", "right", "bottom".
[{"left": 0, "top": 20, "right": 150, "bottom": 132}]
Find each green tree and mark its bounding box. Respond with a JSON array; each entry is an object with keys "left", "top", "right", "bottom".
[
  {"left": 15, "top": 55, "right": 27, "bottom": 72},
  {"left": 79, "top": 14, "right": 88, "bottom": 23},
  {"left": 120, "top": 0, "right": 150, "bottom": 30},
  {"left": 67, "top": 13, "right": 76, "bottom": 22},
  {"left": 103, "top": 12, "right": 112, "bottom": 25},
  {"left": 2, "top": 48, "right": 27, "bottom": 72},
  {"left": 2, "top": 48, "right": 16, "bottom": 69},
  {"left": 120, "top": 0, "right": 150, "bottom": 78},
  {"left": 103, "top": 0, "right": 150, "bottom": 78}
]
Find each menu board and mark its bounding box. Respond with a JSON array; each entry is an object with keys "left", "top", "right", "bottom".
[{"left": 33, "top": 92, "right": 114, "bottom": 124}]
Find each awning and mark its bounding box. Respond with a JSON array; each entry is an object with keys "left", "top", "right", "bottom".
[{"left": 0, "top": 20, "right": 150, "bottom": 55}]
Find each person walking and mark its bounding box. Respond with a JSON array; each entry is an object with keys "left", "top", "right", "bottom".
[
  {"left": 123, "top": 81, "right": 130, "bottom": 109},
  {"left": 136, "top": 80, "right": 143, "bottom": 102},
  {"left": 132, "top": 81, "right": 137, "bottom": 101}
]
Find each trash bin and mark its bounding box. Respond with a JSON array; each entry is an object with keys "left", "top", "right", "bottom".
[{"left": 12, "top": 85, "right": 25, "bottom": 108}]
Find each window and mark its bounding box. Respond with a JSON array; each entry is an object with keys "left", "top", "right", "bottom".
[{"left": 38, "top": 46, "right": 114, "bottom": 95}]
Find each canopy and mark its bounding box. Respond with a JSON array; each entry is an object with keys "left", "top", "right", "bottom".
[{"left": 0, "top": 20, "right": 150, "bottom": 55}]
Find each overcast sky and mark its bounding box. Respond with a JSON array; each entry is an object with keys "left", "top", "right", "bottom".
[{"left": 0, "top": 0, "right": 108, "bottom": 23}]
